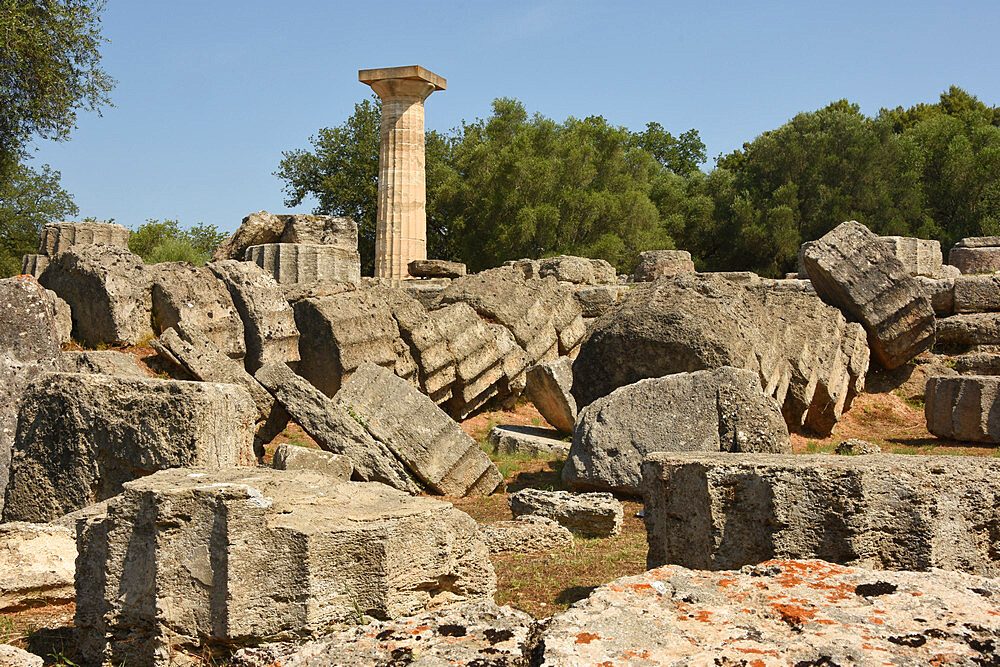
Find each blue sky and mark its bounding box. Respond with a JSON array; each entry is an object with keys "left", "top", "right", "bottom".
[{"left": 27, "top": 0, "right": 1000, "bottom": 234}]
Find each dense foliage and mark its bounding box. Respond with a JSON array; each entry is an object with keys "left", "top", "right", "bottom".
[
  {"left": 0, "top": 162, "right": 77, "bottom": 275},
  {"left": 128, "top": 219, "right": 226, "bottom": 265},
  {"left": 278, "top": 87, "right": 1000, "bottom": 277}
]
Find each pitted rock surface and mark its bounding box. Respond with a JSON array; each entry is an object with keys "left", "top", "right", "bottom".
[
  {"left": 481, "top": 515, "right": 575, "bottom": 554},
  {"left": 937, "top": 312, "right": 1000, "bottom": 347},
  {"left": 76, "top": 467, "right": 496, "bottom": 666},
  {"left": 525, "top": 356, "right": 577, "bottom": 434},
  {"left": 271, "top": 443, "right": 353, "bottom": 481},
  {"left": 949, "top": 245, "right": 1000, "bottom": 274},
  {"left": 632, "top": 249, "right": 695, "bottom": 281},
  {"left": 954, "top": 274, "right": 1000, "bottom": 313},
  {"left": 803, "top": 220, "right": 935, "bottom": 369},
  {"left": 642, "top": 452, "right": 1000, "bottom": 575},
  {"left": 3, "top": 373, "right": 256, "bottom": 523},
  {"left": 879, "top": 235, "right": 943, "bottom": 277},
  {"left": 0, "top": 644, "right": 42, "bottom": 666},
  {"left": 60, "top": 350, "right": 147, "bottom": 377},
  {"left": 230, "top": 601, "right": 535, "bottom": 667},
  {"left": 246, "top": 243, "right": 361, "bottom": 286},
  {"left": 565, "top": 367, "right": 790, "bottom": 495},
  {"left": 926, "top": 375, "right": 1000, "bottom": 442},
  {"left": 408, "top": 258, "right": 466, "bottom": 278},
  {"left": 835, "top": 438, "right": 882, "bottom": 455},
  {"left": 914, "top": 275, "right": 955, "bottom": 316},
  {"left": 509, "top": 488, "right": 622, "bottom": 538},
  {"left": 540, "top": 559, "right": 1000, "bottom": 666},
  {"left": 572, "top": 273, "right": 868, "bottom": 436},
  {"left": 0, "top": 522, "right": 76, "bottom": 610}
]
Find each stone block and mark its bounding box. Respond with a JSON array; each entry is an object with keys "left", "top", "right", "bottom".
[
  {"left": 565, "top": 367, "right": 790, "bottom": 495},
  {"left": 271, "top": 443, "right": 353, "bottom": 481},
  {"left": 3, "top": 373, "right": 256, "bottom": 523},
  {"left": 835, "top": 438, "right": 881, "bottom": 455},
  {"left": 207, "top": 260, "right": 299, "bottom": 373},
  {"left": 573, "top": 284, "right": 621, "bottom": 317},
  {"left": 926, "top": 375, "right": 1000, "bottom": 442},
  {"left": 246, "top": 243, "right": 361, "bottom": 286},
  {"left": 408, "top": 259, "right": 466, "bottom": 278},
  {"left": 149, "top": 262, "right": 246, "bottom": 359},
  {"left": 38, "top": 221, "right": 129, "bottom": 256},
  {"left": 632, "top": 249, "right": 695, "bottom": 281},
  {"left": 641, "top": 451, "right": 1000, "bottom": 574},
  {"left": 540, "top": 559, "right": 1000, "bottom": 665},
  {"left": 42, "top": 289, "right": 71, "bottom": 344},
  {"left": 914, "top": 275, "right": 955, "bottom": 316},
  {"left": 954, "top": 274, "right": 1000, "bottom": 313},
  {"left": 0, "top": 644, "right": 42, "bottom": 666},
  {"left": 279, "top": 214, "right": 358, "bottom": 249},
  {"left": 38, "top": 245, "right": 153, "bottom": 347},
  {"left": 957, "top": 236, "right": 1000, "bottom": 248},
  {"left": 61, "top": 350, "right": 147, "bottom": 377},
  {"left": 486, "top": 424, "right": 570, "bottom": 459},
  {"left": 0, "top": 522, "right": 76, "bottom": 611},
  {"left": 803, "top": 220, "right": 935, "bottom": 369},
  {"left": 254, "top": 361, "right": 418, "bottom": 494},
  {"left": 879, "top": 235, "right": 943, "bottom": 277},
  {"left": 336, "top": 363, "right": 503, "bottom": 496},
  {"left": 950, "top": 246, "right": 1000, "bottom": 274},
  {"left": 537, "top": 255, "right": 607, "bottom": 284},
  {"left": 20, "top": 254, "right": 47, "bottom": 277},
  {"left": 954, "top": 352, "right": 1000, "bottom": 375},
  {"left": 212, "top": 210, "right": 285, "bottom": 261},
  {"left": 151, "top": 322, "right": 288, "bottom": 450},
  {"left": 75, "top": 467, "right": 496, "bottom": 665},
  {"left": 525, "top": 356, "right": 577, "bottom": 434},
  {"left": 230, "top": 601, "right": 533, "bottom": 667},
  {"left": 0, "top": 277, "right": 62, "bottom": 515},
  {"left": 480, "top": 515, "right": 574, "bottom": 554},
  {"left": 936, "top": 312, "right": 1000, "bottom": 347},
  {"left": 509, "top": 488, "right": 622, "bottom": 537}
]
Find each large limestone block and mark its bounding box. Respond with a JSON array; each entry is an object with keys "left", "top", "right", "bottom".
[
  {"left": 954, "top": 274, "right": 1000, "bottom": 313},
  {"left": 336, "top": 363, "right": 503, "bottom": 496},
  {"left": 914, "top": 275, "right": 955, "bottom": 316},
  {"left": 957, "top": 236, "right": 1000, "bottom": 248},
  {"left": 641, "top": 451, "right": 1000, "bottom": 574},
  {"left": 3, "top": 373, "right": 256, "bottom": 523},
  {"left": 509, "top": 488, "right": 622, "bottom": 537},
  {"left": 480, "top": 515, "right": 574, "bottom": 554},
  {"left": 76, "top": 467, "right": 496, "bottom": 666},
  {"left": 42, "top": 288, "right": 72, "bottom": 344},
  {"left": 525, "top": 356, "right": 577, "bottom": 434},
  {"left": 230, "top": 601, "right": 534, "bottom": 667},
  {"left": 245, "top": 243, "right": 361, "bottom": 286},
  {"left": 408, "top": 258, "right": 466, "bottom": 278},
  {"left": 0, "top": 522, "right": 76, "bottom": 610},
  {"left": 0, "top": 277, "right": 62, "bottom": 515},
  {"left": 279, "top": 214, "right": 358, "bottom": 249},
  {"left": 208, "top": 260, "right": 299, "bottom": 373},
  {"left": 537, "top": 255, "right": 615, "bottom": 285},
  {"left": 38, "top": 221, "right": 129, "bottom": 256},
  {"left": 487, "top": 424, "right": 570, "bottom": 459},
  {"left": 0, "top": 644, "right": 42, "bottom": 666},
  {"left": 572, "top": 274, "right": 869, "bottom": 436},
  {"left": 565, "top": 367, "right": 790, "bottom": 495},
  {"left": 949, "top": 245, "right": 1000, "bottom": 274},
  {"left": 212, "top": 210, "right": 286, "bottom": 261},
  {"left": 572, "top": 284, "right": 622, "bottom": 317},
  {"left": 540, "top": 559, "right": 1000, "bottom": 666},
  {"left": 148, "top": 262, "right": 246, "bottom": 359},
  {"left": 632, "top": 249, "right": 695, "bottom": 281},
  {"left": 38, "top": 245, "right": 153, "bottom": 347},
  {"left": 61, "top": 350, "right": 147, "bottom": 377},
  {"left": 803, "top": 220, "right": 936, "bottom": 369},
  {"left": 293, "top": 290, "right": 415, "bottom": 397},
  {"left": 879, "top": 235, "right": 943, "bottom": 277},
  {"left": 151, "top": 322, "right": 288, "bottom": 450},
  {"left": 936, "top": 312, "right": 1000, "bottom": 346},
  {"left": 271, "top": 443, "right": 353, "bottom": 481},
  {"left": 926, "top": 375, "right": 1000, "bottom": 442}
]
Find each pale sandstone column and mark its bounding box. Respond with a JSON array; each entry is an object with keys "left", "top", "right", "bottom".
[{"left": 359, "top": 65, "right": 446, "bottom": 280}]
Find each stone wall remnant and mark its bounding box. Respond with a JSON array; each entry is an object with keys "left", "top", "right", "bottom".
[{"left": 926, "top": 374, "right": 1000, "bottom": 442}]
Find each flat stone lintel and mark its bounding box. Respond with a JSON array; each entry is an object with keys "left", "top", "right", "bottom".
[{"left": 359, "top": 65, "right": 446, "bottom": 91}]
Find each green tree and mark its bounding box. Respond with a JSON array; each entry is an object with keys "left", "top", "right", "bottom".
[
  {"left": 0, "top": 162, "right": 77, "bottom": 276},
  {"left": 0, "top": 0, "right": 115, "bottom": 174},
  {"left": 128, "top": 219, "right": 224, "bottom": 265}
]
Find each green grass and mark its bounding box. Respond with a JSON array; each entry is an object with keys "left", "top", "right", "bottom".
[{"left": 804, "top": 440, "right": 836, "bottom": 454}]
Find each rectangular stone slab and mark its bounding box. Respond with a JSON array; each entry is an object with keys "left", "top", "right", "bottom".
[{"left": 642, "top": 451, "right": 1000, "bottom": 576}]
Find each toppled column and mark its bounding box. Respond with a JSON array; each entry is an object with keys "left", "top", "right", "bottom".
[
  {"left": 38, "top": 221, "right": 130, "bottom": 256},
  {"left": 3, "top": 373, "right": 256, "bottom": 523},
  {"left": 802, "top": 220, "right": 935, "bottom": 369},
  {"left": 245, "top": 243, "right": 361, "bottom": 286},
  {"left": 75, "top": 467, "right": 496, "bottom": 665},
  {"left": 641, "top": 451, "right": 1000, "bottom": 575},
  {"left": 926, "top": 375, "right": 1000, "bottom": 442},
  {"left": 359, "top": 66, "right": 446, "bottom": 280}
]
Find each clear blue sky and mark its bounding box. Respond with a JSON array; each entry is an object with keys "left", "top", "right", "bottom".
[{"left": 27, "top": 0, "right": 1000, "bottom": 234}]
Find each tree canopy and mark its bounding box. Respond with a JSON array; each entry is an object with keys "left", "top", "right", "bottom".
[
  {"left": 0, "top": 162, "right": 77, "bottom": 275},
  {"left": 128, "top": 219, "right": 227, "bottom": 265}
]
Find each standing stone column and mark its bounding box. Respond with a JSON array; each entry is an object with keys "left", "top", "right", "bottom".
[{"left": 359, "top": 65, "right": 446, "bottom": 280}]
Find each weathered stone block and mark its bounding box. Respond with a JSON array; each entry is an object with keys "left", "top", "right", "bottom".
[
  {"left": 336, "top": 363, "right": 503, "bottom": 496},
  {"left": 936, "top": 312, "right": 1000, "bottom": 346},
  {"left": 271, "top": 443, "right": 353, "bottom": 480},
  {"left": 486, "top": 424, "right": 570, "bottom": 459},
  {"left": 803, "top": 221, "right": 935, "bottom": 369},
  {"left": 75, "top": 467, "right": 496, "bottom": 665},
  {"left": 246, "top": 243, "right": 361, "bottom": 286},
  {"left": 208, "top": 260, "right": 299, "bottom": 373},
  {"left": 525, "top": 356, "right": 577, "bottom": 434},
  {"left": 950, "top": 245, "right": 1000, "bottom": 274},
  {"left": 20, "top": 254, "right": 47, "bottom": 277},
  {"left": 255, "top": 362, "right": 418, "bottom": 494},
  {"left": 642, "top": 451, "right": 1000, "bottom": 574},
  {"left": 212, "top": 210, "right": 285, "bottom": 261},
  {"left": 0, "top": 644, "right": 42, "bottom": 666},
  {"left": 879, "top": 235, "right": 943, "bottom": 277},
  {"left": 954, "top": 274, "right": 1000, "bottom": 313},
  {"left": 957, "top": 236, "right": 1000, "bottom": 248},
  {"left": 149, "top": 262, "right": 246, "bottom": 359},
  {"left": 954, "top": 352, "right": 1000, "bottom": 375},
  {"left": 230, "top": 601, "right": 533, "bottom": 667},
  {"left": 632, "top": 249, "right": 695, "bottom": 281},
  {"left": 42, "top": 289, "right": 71, "bottom": 344},
  {"left": 0, "top": 522, "right": 76, "bottom": 611},
  {"left": 537, "top": 255, "right": 614, "bottom": 285},
  {"left": 573, "top": 284, "right": 622, "bottom": 317},
  {"left": 914, "top": 275, "right": 955, "bottom": 316},
  {"left": 279, "top": 214, "right": 358, "bottom": 249},
  {"left": 408, "top": 258, "right": 466, "bottom": 278},
  {"left": 541, "top": 559, "right": 1000, "bottom": 665},
  {"left": 39, "top": 245, "right": 153, "bottom": 347},
  {"left": 480, "top": 515, "right": 574, "bottom": 554},
  {"left": 61, "top": 350, "right": 147, "bottom": 377},
  {"left": 509, "top": 488, "right": 622, "bottom": 537},
  {"left": 38, "top": 221, "right": 129, "bottom": 256},
  {"left": 926, "top": 375, "right": 1000, "bottom": 442},
  {"left": 3, "top": 373, "right": 256, "bottom": 523},
  {"left": 565, "top": 367, "right": 790, "bottom": 495}
]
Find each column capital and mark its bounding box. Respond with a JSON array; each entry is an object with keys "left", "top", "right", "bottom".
[{"left": 358, "top": 65, "right": 446, "bottom": 98}]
